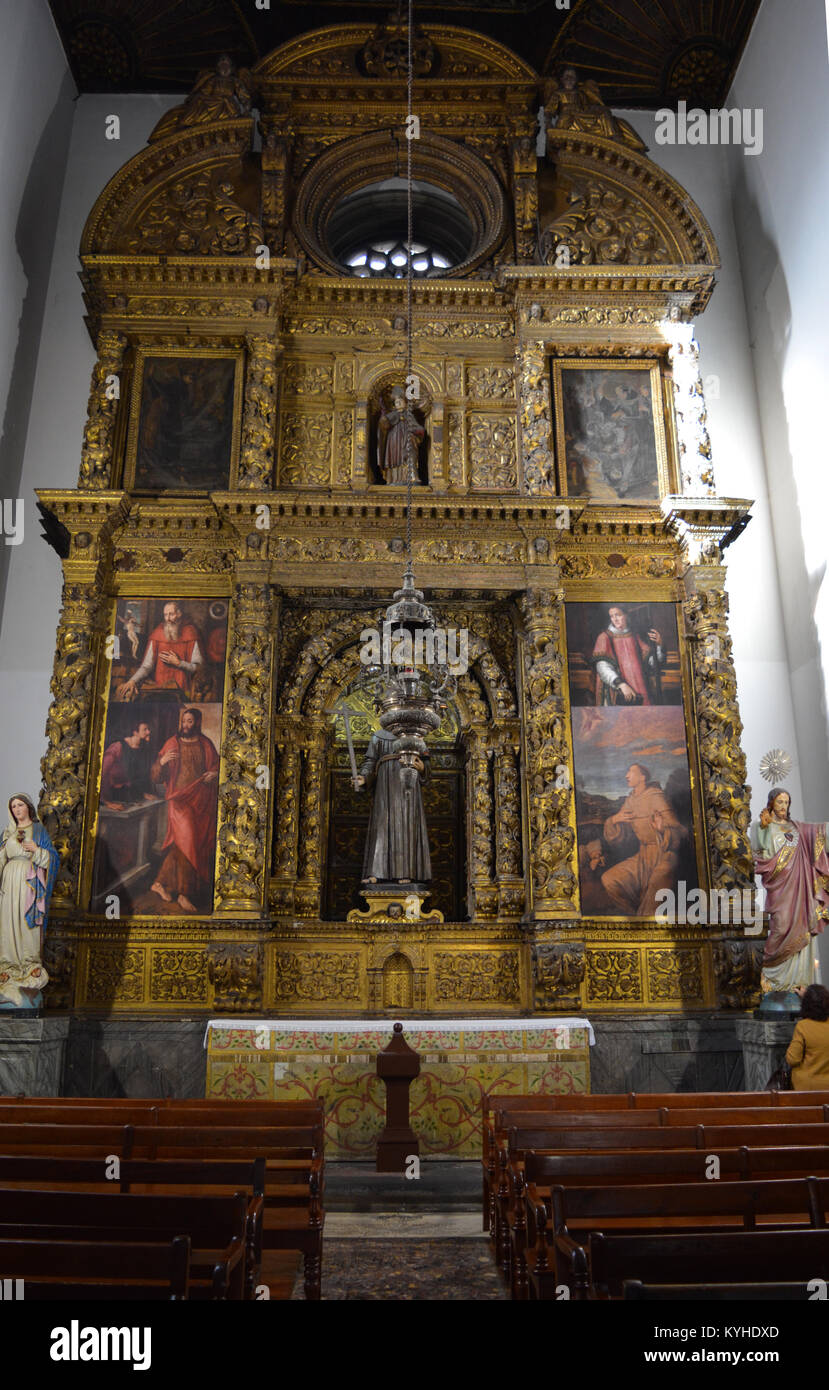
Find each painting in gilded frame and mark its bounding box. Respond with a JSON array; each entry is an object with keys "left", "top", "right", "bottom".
[
  {"left": 553, "top": 359, "right": 672, "bottom": 502},
  {"left": 89, "top": 597, "right": 229, "bottom": 916},
  {"left": 125, "top": 352, "right": 242, "bottom": 492},
  {"left": 565, "top": 600, "right": 699, "bottom": 918}
]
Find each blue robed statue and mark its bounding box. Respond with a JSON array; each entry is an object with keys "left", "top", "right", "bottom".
[{"left": 0, "top": 794, "right": 58, "bottom": 1008}]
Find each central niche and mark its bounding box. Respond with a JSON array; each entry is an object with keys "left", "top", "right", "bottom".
[
  {"left": 324, "top": 686, "right": 467, "bottom": 922},
  {"left": 327, "top": 178, "right": 474, "bottom": 278}
]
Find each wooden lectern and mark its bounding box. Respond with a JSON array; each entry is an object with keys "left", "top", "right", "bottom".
[{"left": 376, "top": 1022, "right": 420, "bottom": 1173}]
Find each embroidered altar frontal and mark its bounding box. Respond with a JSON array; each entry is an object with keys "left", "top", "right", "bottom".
[{"left": 205, "top": 1019, "right": 592, "bottom": 1158}]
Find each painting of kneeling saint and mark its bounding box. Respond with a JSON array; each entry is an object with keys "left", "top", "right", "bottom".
[
  {"left": 90, "top": 596, "right": 228, "bottom": 916},
  {"left": 555, "top": 362, "right": 668, "bottom": 502},
  {"left": 570, "top": 706, "right": 699, "bottom": 918}
]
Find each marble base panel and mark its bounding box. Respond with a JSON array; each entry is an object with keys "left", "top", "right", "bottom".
[
  {"left": 735, "top": 1017, "right": 795, "bottom": 1093},
  {"left": 0, "top": 1016, "right": 70, "bottom": 1096},
  {"left": 62, "top": 1016, "right": 206, "bottom": 1098},
  {"left": 589, "top": 1014, "right": 747, "bottom": 1093}
]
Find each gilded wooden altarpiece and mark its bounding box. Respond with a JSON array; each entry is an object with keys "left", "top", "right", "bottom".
[{"left": 35, "top": 21, "right": 761, "bottom": 1019}]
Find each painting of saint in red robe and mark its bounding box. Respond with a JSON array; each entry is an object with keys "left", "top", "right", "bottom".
[
  {"left": 150, "top": 708, "right": 219, "bottom": 914},
  {"left": 566, "top": 601, "right": 682, "bottom": 707}
]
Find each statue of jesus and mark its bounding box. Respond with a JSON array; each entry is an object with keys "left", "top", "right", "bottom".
[
  {"left": 752, "top": 787, "right": 829, "bottom": 997},
  {"left": 353, "top": 728, "right": 431, "bottom": 884}
]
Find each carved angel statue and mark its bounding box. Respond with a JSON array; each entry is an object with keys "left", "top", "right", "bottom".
[
  {"left": 150, "top": 55, "right": 254, "bottom": 143},
  {"left": 377, "top": 393, "right": 425, "bottom": 486},
  {"left": 543, "top": 66, "right": 646, "bottom": 153}
]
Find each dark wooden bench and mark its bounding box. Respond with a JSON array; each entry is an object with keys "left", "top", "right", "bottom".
[
  {"left": 586, "top": 1227, "right": 829, "bottom": 1300},
  {"left": 624, "top": 1279, "right": 818, "bottom": 1300},
  {"left": 0, "top": 1120, "right": 324, "bottom": 1298},
  {"left": 0, "top": 1234, "right": 191, "bottom": 1299},
  {"left": 534, "top": 1176, "right": 823, "bottom": 1300},
  {"left": 0, "top": 1187, "right": 253, "bottom": 1299}
]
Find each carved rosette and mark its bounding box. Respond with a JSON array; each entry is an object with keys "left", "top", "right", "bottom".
[
  {"left": 683, "top": 577, "right": 753, "bottom": 891},
  {"left": 39, "top": 580, "right": 104, "bottom": 903},
  {"left": 79, "top": 330, "right": 127, "bottom": 490},
  {"left": 517, "top": 345, "right": 556, "bottom": 494},
  {"left": 493, "top": 727, "right": 524, "bottom": 916},
  {"left": 665, "top": 321, "right": 715, "bottom": 496},
  {"left": 520, "top": 588, "right": 578, "bottom": 915},
  {"left": 466, "top": 725, "right": 497, "bottom": 920},
  {"left": 215, "top": 582, "right": 276, "bottom": 911},
  {"left": 238, "top": 336, "right": 279, "bottom": 488}
]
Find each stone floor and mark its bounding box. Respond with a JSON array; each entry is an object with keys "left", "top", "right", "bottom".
[{"left": 291, "top": 1160, "right": 507, "bottom": 1301}]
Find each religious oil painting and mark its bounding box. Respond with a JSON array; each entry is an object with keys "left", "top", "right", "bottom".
[
  {"left": 129, "top": 354, "right": 240, "bottom": 492},
  {"left": 89, "top": 597, "right": 229, "bottom": 917},
  {"left": 566, "top": 601, "right": 698, "bottom": 918},
  {"left": 553, "top": 359, "right": 671, "bottom": 502}
]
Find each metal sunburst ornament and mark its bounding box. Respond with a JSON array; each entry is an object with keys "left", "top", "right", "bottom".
[{"left": 759, "top": 749, "right": 793, "bottom": 784}]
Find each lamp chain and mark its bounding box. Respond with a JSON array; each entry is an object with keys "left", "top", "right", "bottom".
[{"left": 405, "top": 0, "right": 414, "bottom": 564}]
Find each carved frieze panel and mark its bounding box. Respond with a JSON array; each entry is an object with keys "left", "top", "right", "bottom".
[{"left": 278, "top": 412, "right": 333, "bottom": 486}]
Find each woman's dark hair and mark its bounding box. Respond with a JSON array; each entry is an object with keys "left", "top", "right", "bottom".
[
  {"left": 766, "top": 787, "right": 792, "bottom": 817},
  {"left": 800, "top": 984, "right": 829, "bottom": 1022}
]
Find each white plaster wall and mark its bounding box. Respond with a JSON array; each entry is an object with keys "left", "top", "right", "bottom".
[
  {"left": 0, "top": 0, "right": 73, "bottom": 801},
  {"left": 0, "top": 90, "right": 177, "bottom": 800},
  {"left": 726, "top": 0, "right": 829, "bottom": 826}
]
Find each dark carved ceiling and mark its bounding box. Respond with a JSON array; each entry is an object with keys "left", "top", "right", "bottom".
[{"left": 49, "top": 0, "right": 761, "bottom": 107}]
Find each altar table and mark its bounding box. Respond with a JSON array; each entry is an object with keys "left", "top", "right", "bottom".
[{"left": 204, "top": 1017, "right": 594, "bottom": 1158}]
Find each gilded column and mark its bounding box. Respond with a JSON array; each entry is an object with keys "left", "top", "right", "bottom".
[
  {"left": 79, "top": 330, "right": 127, "bottom": 490},
  {"left": 39, "top": 577, "right": 105, "bottom": 904},
  {"left": 517, "top": 343, "right": 556, "bottom": 494},
  {"left": 519, "top": 587, "right": 578, "bottom": 916},
  {"left": 215, "top": 580, "right": 277, "bottom": 912},
  {"left": 510, "top": 133, "right": 538, "bottom": 263},
  {"left": 271, "top": 721, "right": 303, "bottom": 914},
  {"left": 466, "top": 724, "right": 497, "bottom": 919},
  {"left": 683, "top": 570, "right": 754, "bottom": 891},
  {"left": 238, "top": 336, "right": 280, "bottom": 489},
  {"left": 494, "top": 724, "right": 524, "bottom": 917},
  {"left": 294, "top": 723, "right": 329, "bottom": 918}
]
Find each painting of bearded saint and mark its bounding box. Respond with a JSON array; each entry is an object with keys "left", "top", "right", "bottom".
[{"left": 91, "top": 597, "right": 227, "bottom": 916}]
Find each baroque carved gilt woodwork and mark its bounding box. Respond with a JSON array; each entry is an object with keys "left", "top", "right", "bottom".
[{"left": 35, "top": 24, "right": 760, "bottom": 1016}]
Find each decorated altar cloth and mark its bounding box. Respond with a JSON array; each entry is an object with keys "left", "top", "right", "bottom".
[{"left": 205, "top": 1018, "right": 594, "bottom": 1158}]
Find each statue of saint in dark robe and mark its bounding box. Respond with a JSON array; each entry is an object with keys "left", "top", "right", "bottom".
[{"left": 354, "top": 728, "right": 432, "bottom": 883}]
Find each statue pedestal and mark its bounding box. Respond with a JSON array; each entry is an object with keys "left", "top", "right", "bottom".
[
  {"left": 347, "top": 885, "right": 443, "bottom": 924},
  {"left": 0, "top": 1015, "right": 69, "bottom": 1096},
  {"left": 735, "top": 1016, "right": 795, "bottom": 1092}
]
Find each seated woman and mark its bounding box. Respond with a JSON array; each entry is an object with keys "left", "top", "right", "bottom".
[{"left": 785, "top": 984, "right": 829, "bottom": 1090}]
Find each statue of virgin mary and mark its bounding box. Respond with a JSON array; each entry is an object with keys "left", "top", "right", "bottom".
[{"left": 0, "top": 794, "right": 58, "bottom": 1008}]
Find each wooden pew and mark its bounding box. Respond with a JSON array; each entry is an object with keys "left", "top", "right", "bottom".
[
  {"left": 0, "top": 1235, "right": 191, "bottom": 1299},
  {"left": 624, "top": 1279, "right": 817, "bottom": 1300},
  {"left": 493, "top": 1117, "right": 829, "bottom": 1276},
  {"left": 0, "top": 1121, "right": 325, "bottom": 1299},
  {"left": 0, "top": 1189, "right": 250, "bottom": 1299},
  {"left": 587, "top": 1227, "right": 829, "bottom": 1300},
  {"left": 537, "top": 1176, "right": 823, "bottom": 1301}
]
